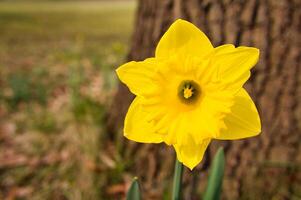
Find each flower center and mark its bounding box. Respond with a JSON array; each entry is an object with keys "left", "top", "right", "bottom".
[{"left": 178, "top": 80, "right": 200, "bottom": 104}]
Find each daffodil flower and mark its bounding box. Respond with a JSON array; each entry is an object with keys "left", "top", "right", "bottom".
[{"left": 116, "top": 19, "right": 261, "bottom": 170}]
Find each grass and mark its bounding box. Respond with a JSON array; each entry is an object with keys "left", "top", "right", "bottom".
[
  {"left": 0, "top": 1, "right": 135, "bottom": 199},
  {"left": 0, "top": 1, "right": 134, "bottom": 63}
]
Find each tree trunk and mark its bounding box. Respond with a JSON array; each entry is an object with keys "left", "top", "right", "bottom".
[{"left": 108, "top": 0, "right": 301, "bottom": 199}]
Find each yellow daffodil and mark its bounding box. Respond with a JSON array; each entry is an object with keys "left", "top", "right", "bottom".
[{"left": 116, "top": 19, "right": 261, "bottom": 170}]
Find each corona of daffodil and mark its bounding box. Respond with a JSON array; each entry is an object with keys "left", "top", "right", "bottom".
[{"left": 116, "top": 19, "right": 261, "bottom": 170}]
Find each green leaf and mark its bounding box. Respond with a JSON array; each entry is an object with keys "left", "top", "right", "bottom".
[
  {"left": 203, "top": 147, "right": 225, "bottom": 200},
  {"left": 126, "top": 177, "right": 141, "bottom": 200}
]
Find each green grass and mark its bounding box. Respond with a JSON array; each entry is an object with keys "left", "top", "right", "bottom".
[
  {"left": 0, "top": 1, "right": 135, "bottom": 199},
  {"left": 0, "top": 1, "right": 135, "bottom": 61},
  {"left": 0, "top": 1, "right": 135, "bottom": 37}
]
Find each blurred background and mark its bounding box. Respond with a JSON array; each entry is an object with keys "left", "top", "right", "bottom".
[
  {"left": 0, "top": 0, "right": 136, "bottom": 199},
  {"left": 0, "top": 0, "right": 300, "bottom": 199}
]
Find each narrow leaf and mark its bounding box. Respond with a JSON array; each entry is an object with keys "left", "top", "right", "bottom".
[
  {"left": 126, "top": 177, "right": 141, "bottom": 200},
  {"left": 203, "top": 147, "right": 225, "bottom": 200}
]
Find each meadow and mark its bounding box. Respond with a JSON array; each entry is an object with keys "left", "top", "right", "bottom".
[{"left": 0, "top": 1, "right": 135, "bottom": 199}]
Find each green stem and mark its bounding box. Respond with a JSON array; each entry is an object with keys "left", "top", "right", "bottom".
[{"left": 172, "top": 158, "right": 184, "bottom": 200}]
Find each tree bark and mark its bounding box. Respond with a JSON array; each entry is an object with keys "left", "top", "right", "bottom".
[{"left": 107, "top": 0, "right": 301, "bottom": 199}]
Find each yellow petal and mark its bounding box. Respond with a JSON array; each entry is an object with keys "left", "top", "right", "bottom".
[
  {"left": 174, "top": 138, "right": 211, "bottom": 170},
  {"left": 116, "top": 58, "right": 158, "bottom": 96},
  {"left": 182, "top": 106, "right": 218, "bottom": 143},
  {"left": 216, "top": 89, "right": 261, "bottom": 140},
  {"left": 124, "top": 97, "right": 163, "bottom": 143},
  {"left": 155, "top": 19, "right": 213, "bottom": 59},
  {"left": 212, "top": 44, "right": 259, "bottom": 89}
]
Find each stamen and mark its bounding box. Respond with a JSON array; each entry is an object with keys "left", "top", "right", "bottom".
[
  {"left": 183, "top": 87, "right": 193, "bottom": 99},
  {"left": 178, "top": 80, "right": 201, "bottom": 104}
]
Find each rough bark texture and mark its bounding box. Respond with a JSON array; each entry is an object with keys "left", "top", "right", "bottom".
[{"left": 108, "top": 0, "right": 301, "bottom": 199}]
